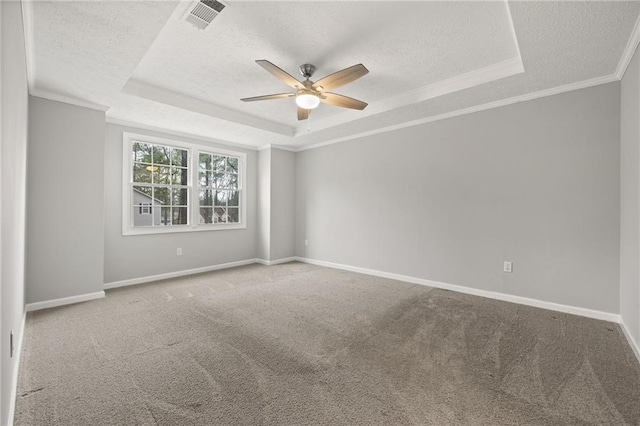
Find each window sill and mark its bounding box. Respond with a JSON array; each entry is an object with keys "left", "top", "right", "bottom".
[{"left": 122, "top": 223, "right": 247, "bottom": 236}]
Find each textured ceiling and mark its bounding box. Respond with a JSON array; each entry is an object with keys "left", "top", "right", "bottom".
[{"left": 28, "top": 1, "right": 640, "bottom": 149}]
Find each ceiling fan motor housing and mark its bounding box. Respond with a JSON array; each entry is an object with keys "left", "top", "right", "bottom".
[{"left": 299, "top": 64, "right": 316, "bottom": 79}]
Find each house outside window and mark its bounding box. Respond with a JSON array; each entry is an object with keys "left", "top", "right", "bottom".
[{"left": 122, "top": 132, "right": 246, "bottom": 235}]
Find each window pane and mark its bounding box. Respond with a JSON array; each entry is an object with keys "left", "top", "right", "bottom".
[
  {"left": 133, "top": 164, "right": 152, "bottom": 183},
  {"left": 154, "top": 187, "right": 170, "bottom": 205},
  {"left": 214, "top": 190, "right": 227, "bottom": 207},
  {"left": 215, "top": 172, "right": 238, "bottom": 189},
  {"left": 227, "top": 207, "right": 239, "bottom": 223},
  {"left": 199, "top": 170, "right": 213, "bottom": 187},
  {"left": 132, "top": 185, "right": 152, "bottom": 198},
  {"left": 172, "top": 188, "right": 188, "bottom": 206},
  {"left": 214, "top": 207, "right": 226, "bottom": 223},
  {"left": 213, "top": 155, "right": 226, "bottom": 172},
  {"left": 228, "top": 190, "right": 239, "bottom": 207},
  {"left": 132, "top": 186, "right": 154, "bottom": 228},
  {"left": 171, "top": 167, "right": 188, "bottom": 185},
  {"left": 154, "top": 166, "right": 171, "bottom": 185},
  {"left": 172, "top": 207, "right": 188, "bottom": 225},
  {"left": 228, "top": 173, "right": 238, "bottom": 189},
  {"left": 160, "top": 207, "right": 171, "bottom": 225},
  {"left": 172, "top": 148, "right": 188, "bottom": 168},
  {"left": 199, "top": 153, "right": 211, "bottom": 171},
  {"left": 199, "top": 207, "right": 213, "bottom": 224},
  {"left": 132, "top": 206, "right": 153, "bottom": 227},
  {"left": 199, "top": 189, "right": 213, "bottom": 206},
  {"left": 227, "top": 157, "right": 239, "bottom": 173},
  {"left": 132, "top": 142, "right": 152, "bottom": 163},
  {"left": 153, "top": 145, "right": 171, "bottom": 165}
]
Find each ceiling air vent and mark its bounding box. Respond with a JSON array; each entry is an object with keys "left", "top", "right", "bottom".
[{"left": 185, "top": 0, "right": 225, "bottom": 30}]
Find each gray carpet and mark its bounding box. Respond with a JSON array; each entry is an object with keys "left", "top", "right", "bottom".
[{"left": 14, "top": 262, "right": 640, "bottom": 425}]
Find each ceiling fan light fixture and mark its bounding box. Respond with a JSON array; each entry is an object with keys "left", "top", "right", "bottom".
[{"left": 296, "top": 92, "right": 320, "bottom": 110}]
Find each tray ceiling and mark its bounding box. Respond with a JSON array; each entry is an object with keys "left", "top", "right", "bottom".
[{"left": 25, "top": 0, "right": 640, "bottom": 149}]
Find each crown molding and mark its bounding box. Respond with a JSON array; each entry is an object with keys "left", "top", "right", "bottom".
[
  {"left": 20, "top": 0, "right": 36, "bottom": 91},
  {"left": 504, "top": 0, "right": 522, "bottom": 66},
  {"left": 105, "top": 117, "right": 260, "bottom": 151},
  {"left": 272, "top": 145, "right": 298, "bottom": 152},
  {"left": 111, "top": 71, "right": 619, "bottom": 155},
  {"left": 30, "top": 89, "right": 111, "bottom": 112},
  {"left": 121, "top": 78, "right": 295, "bottom": 137},
  {"left": 295, "top": 73, "right": 619, "bottom": 153},
  {"left": 257, "top": 144, "right": 298, "bottom": 152},
  {"left": 616, "top": 10, "right": 640, "bottom": 80}
]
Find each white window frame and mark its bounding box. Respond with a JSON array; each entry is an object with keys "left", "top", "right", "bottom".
[{"left": 122, "top": 132, "right": 247, "bottom": 236}]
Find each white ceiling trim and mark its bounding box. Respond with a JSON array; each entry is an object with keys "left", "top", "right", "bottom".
[
  {"left": 505, "top": 0, "right": 522, "bottom": 65},
  {"left": 121, "top": 78, "right": 295, "bottom": 137},
  {"left": 20, "top": 0, "right": 36, "bottom": 91},
  {"left": 106, "top": 117, "right": 259, "bottom": 151},
  {"left": 616, "top": 9, "right": 640, "bottom": 79},
  {"left": 295, "top": 73, "right": 619, "bottom": 153},
  {"left": 295, "top": 55, "right": 524, "bottom": 136},
  {"left": 257, "top": 144, "right": 298, "bottom": 152},
  {"left": 31, "top": 89, "right": 111, "bottom": 112}
]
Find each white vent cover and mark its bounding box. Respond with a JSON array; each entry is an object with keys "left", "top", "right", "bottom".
[{"left": 185, "top": 0, "right": 225, "bottom": 30}]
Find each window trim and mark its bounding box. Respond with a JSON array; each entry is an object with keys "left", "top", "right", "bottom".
[{"left": 122, "top": 132, "right": 247, "bottom": 236}]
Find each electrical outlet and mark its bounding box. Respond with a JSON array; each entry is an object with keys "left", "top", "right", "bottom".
[
  {"left": 177, "top": 248, "right": 183, "bottom": 256},
  {"left": 304, "top": 239, "right": 309, "bottom": 247},
  {"left": 503, "top": 261, "right": 513, "bottom": 273},
  {"left": 10, "top": 330, "right": 14, "bottom": 358}
]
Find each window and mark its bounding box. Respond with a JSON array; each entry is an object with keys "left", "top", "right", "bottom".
[
  {"left": 198, "top": 152, "right": 240, "bottom": 224},
  {"left": 123, "top": 132, "right": 246, "bottom": 235}
]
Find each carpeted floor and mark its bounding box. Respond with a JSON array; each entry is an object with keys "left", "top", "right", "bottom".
[{"left": 14, "top": 262, "right": 640, "bottom": 425}]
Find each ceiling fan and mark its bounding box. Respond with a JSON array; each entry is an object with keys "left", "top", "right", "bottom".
[{"left": 241, "top": 60, "right": 369, "bottom": 121}]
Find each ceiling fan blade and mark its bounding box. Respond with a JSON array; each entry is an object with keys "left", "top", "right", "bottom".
[
  {"left": 256, "top": 60, "right": 301, "bottom": 89},
  {"left": 297, "top": 107, "right": 310, "bottom": 121},
  {"left": 321, "top": 92, "right": 368, "bottom": 110},
  {"left": 313, "top": 64, "right": 369, "bottom": 91},
  {"left": 241, "top": 92, "right": 295, "bottom": 102}
]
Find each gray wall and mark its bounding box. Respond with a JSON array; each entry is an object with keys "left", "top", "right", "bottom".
[
  {"left": 257, "top": 148, "right": 271, "bottom": 261},
  {"left": 103, "top": 124, "right": 258, "bottom": 283},
  {"left": 1, "top": 2, "right": 29, "bottom": 424},
  {"left": 270, "top": 148, "right": 296, "bottom": 261},
  {"left": 621, "top": 45, "right": 640, "bottom": 349},
  {"left": 26, "top": 97, "right": 105, "bottom": 303},
  {"left": 296, "top": 82, "right": 621, "bottom": 313}
]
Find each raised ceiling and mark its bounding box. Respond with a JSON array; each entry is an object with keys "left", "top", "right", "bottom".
[{"left": 25, "top": 0, "right": 640, "bottom": 150}]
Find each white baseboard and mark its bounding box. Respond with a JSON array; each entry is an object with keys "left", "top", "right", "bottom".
[
  {"left": 619, "top": 319, "right": 640, "bottom": 364},
  {"left": 294, "top": 256, "right": 621, "bottom": 323},
  {"left": 7, "top": 311, "right": 27, "bottom": 426},
  {"left": 104, "top": 258, "right": 258, "bottom": 290},
  {"left": 25, "top": 291, "right": 105, "bottom": 312},
  {"left": 255, "top": 257, "right": 298, "bottom": 266}
]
